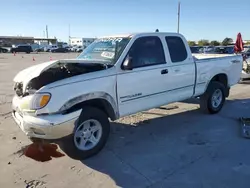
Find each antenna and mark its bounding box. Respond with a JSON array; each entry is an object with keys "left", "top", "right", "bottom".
[{"left": 177, "top": 2, "right": 181, "bottom": 33}]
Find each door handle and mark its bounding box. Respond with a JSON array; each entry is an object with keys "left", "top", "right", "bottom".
[
  {"left": 161, "top": 69, "right": 168, "bottom": 74},
  {"left": 231, "top": 60, "right": 240, "bottom": 64},
  {"left": 174, "top": 68, "right": 180, "bottom": 72}
]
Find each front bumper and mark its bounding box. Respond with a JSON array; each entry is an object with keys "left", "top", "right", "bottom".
[{"left": 12, "top": 96, "right": 81, "bottom": 140}]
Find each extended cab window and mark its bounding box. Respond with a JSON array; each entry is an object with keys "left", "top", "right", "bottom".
[
  {"left": 127, "top": 36, "right": 165, "bottom": 68},
  {"left": 165, "top": 36, "right": 187, "bottom": 63}
]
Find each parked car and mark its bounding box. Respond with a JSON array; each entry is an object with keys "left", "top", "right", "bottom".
[
  {"left": 11, "top": 45, "right": 33, "bottom": 53},
  {"left": 190, "top": 46, "right": 202, "bottom": 53},
  {"left": 51, "top": 47, "right": 69, "bottom": 53},
  {"left": 76, "top": 47, "right": 83, "bottom": 53},
  {"left": 45, "top": 45, "right": 58, "bottom": 52},
  {"left": 213, "top": 47, "right": 228, "bottom": 54},
  {"left": 69, "top": 45, "right": 78, "bottom": 52},
  {"left": 34, "top": 47, "right": 44, "bottom": 53},
  {"left": 65, "top": 46, "right": 72, "bottom": 52},
  {"left": 71, "top": 46, "right": 83, "bottom": 52},
  {"left": 0, "top": 47, "right": 8, "bottom": 53},
  {"left": 243, "top": 47, "right": 250, "bottom": 58},
  {"left": 224, "top": 46, "right": 235, "bottom": 54},
  {"left": 12, "top": 32, "right": 243, "bottom": 159}
]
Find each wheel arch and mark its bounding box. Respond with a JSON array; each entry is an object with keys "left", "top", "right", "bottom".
[
  {"left": 59, "top": 92, "right": 119, "bottom": 121},
  {"left": 207, "top": 73, "right": 229, "bottom": 97}
]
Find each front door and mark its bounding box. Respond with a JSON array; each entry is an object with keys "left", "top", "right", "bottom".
[{"left": 117, "top": 36, "right": 172, "bottom": 117}]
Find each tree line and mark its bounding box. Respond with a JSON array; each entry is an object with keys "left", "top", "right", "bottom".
[{"left": 188, "top": 38, "right": 250, "bottom": 47}]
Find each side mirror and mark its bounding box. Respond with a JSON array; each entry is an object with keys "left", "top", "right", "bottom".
[{"left": 122, "top": 56, "right": 133, "bottom": 70}]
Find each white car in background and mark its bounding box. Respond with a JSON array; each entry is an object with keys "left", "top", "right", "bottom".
[{"left": 45, "top": 45, "right": 58, "bottom": 52}]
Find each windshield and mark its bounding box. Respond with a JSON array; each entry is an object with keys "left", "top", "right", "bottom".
[{"left": 77, "top": 37, "right": 131, "bottom": 64}]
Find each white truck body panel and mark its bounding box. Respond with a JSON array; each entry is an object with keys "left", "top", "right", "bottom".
[
  {"left": 194, "top": 56, "right": 242, "bottom": 96},
  {"left": 193, "top": 53, "right": 235, "bottom": 59},
  {"left": 11, "top": 32, "right": 243, "bottom": 139}
]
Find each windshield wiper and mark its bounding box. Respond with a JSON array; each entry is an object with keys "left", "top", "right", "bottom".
[{"left": 88, "top": 61, "right": 113, "bottom": 69}]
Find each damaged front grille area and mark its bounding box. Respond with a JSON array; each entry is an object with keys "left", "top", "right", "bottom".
[{"left": 14, "top": 82, "right": 23, "bottom": 97}]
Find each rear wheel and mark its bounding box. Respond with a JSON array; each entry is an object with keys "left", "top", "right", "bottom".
[{"left": 200, "top": 81, "right": 226, "bottom": 114}]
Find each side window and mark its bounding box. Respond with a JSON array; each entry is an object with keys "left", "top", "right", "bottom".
[
  {"left": 165, "top": 36, "right": 187, "bottom": 63},
  {"left": 127, "top": 36, "right": 165, "bottom": 68}
]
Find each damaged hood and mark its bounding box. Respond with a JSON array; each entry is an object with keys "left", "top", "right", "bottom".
[
  {"left": 13, "top": 59, "right": 110, "bottom": 93},
  {"left": 14, "top": 60, "right": 58, "bottom": 83}
]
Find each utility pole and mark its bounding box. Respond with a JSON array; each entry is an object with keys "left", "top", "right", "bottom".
[
  {"left": 68, "top": 24, "right": 71, "bottom": 45},
  {"left": 177, "top": 2, "right": 181, "bottom": 33},
  {"left": 46, "top": 25, "right": 49, "bottom": 44},
  {"left": 46, "top": 25, "right": 49, "bottom": 38}
]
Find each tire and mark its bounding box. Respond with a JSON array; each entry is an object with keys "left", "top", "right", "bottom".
[
  {"left": 60, "top": 106, "right": 110, "bottom": 159},
  {"left": 200, "top": 81, "right": 226, "bottom": 114}
]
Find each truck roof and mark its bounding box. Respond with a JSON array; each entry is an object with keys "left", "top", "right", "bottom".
[{"left": 100, "top": 32, "right": 183, "bottom": 39}]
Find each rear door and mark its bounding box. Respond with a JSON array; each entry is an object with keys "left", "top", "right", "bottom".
[{"left": 164, "top": 35, "right": 196, "bottom": 100}]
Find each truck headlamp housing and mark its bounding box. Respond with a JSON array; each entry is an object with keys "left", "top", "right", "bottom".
[{"left": 31, "top": 93, "right": 51, "bottom": 110}]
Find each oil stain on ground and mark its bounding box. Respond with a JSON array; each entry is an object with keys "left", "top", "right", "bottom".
[{"left": 15, "top": 143, "right": 65, "bottom": 162}]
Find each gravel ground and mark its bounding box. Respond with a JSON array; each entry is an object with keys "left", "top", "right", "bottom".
[{"left": 0, "top": 52, "right": 250, "bottom": 188}]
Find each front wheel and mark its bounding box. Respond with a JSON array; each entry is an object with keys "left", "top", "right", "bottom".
[
  {"left": 60, "top": 106, "right": 110, "bottom": 159},
  {"left": 200, "top": 81, "right": 226, "bottom": 114}
]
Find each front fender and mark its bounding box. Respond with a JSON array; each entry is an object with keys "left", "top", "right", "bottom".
[{"left": 59, "top": 92, "right": 119, "bottom": 119}]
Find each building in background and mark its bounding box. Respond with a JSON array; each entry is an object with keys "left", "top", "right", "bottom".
[
  {"left": 0, "top": 36, "right": 57, "bottom": 47},
  {"left": 69, "top": 37, "right": 96, "bottom": 48}
]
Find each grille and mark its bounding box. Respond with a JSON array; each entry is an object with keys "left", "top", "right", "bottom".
[{"left": 14, "top": 82, "right": 23, "bottom": 96}]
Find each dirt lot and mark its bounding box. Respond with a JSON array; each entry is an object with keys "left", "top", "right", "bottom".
[{"left": 1, "top": 52, "right": 250, "bottom": 188}]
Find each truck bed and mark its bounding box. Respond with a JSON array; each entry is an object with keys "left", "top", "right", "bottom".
[
  {"left": 193, "top": 54, "right": 243, "bottom": 97},
  {"left": 194, "top": 54, "right": 239, "bottom": 62},
  {"left": 192, "top": 53, "right": 235, "bottom": 60}
]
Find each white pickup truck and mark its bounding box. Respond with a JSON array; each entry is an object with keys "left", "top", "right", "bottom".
[{"left": 12, "top": 32, "right": 243, "bottom": 159}]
